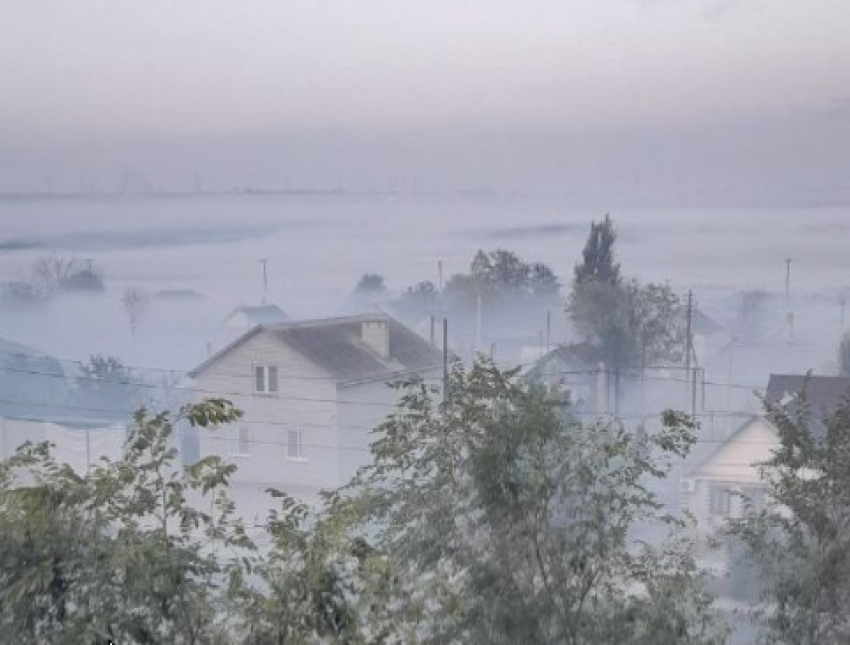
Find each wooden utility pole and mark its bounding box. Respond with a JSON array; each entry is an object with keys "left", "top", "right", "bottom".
[
  {"left": 260, "top": 259, "right": 268, "bottom": 305},
  {"left": 685, "top": 290, "right": 696, "bottom": 419},
  {"left": 443, "top": 318, "right": 449, "bottom": 403},
  {"left": 785, "top": 258, "right": 794, "bottom": 345},
  {"left": 685, "top": 290, "right": 693, "bottom": 372}
]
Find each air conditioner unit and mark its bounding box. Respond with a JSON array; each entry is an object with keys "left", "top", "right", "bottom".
[{"left": 679, "top": 478, "right": 696, "bottom": 494}]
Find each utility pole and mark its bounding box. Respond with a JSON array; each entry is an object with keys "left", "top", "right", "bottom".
[
  {"left": 685, "top": 290, "right": 693, "bottom": 372},
  {"left": 475, "top": 291, "right": 482, "bottom": 352},
  {"left": 438, "top": 260, "right": 444, "bottom": 293},
  {"left": 442, "top": 318, "right": 450, "bottom": 404},
  {"left": 785, "top": 258, "right": 794, "bottom": 345},
  {"left": 785, "top": 258, "right": 792, "bottom": 310},
  {"left": 260, "top": 259, "right": 268, "bottom": 305},
  {"left": 726, "top": 337, "right": 735, "bottom": 434},
  {"left": 685, "top": 290, "right": 696, "bottom": 419}
]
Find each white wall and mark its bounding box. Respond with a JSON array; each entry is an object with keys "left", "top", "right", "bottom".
[
  {"left": 192, "top": 330, "right": 341, "bottom": 511},
  {"left": 0, "top": 417, "right": 125, "bottom": 472}
]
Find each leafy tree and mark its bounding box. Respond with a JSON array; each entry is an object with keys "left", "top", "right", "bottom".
[
  {"left": 394, "top": 280, "right": 439, "bottom": 320},
  {"left": 233, "top": 490, "right": 396, "bottom": 644},
  {"left": 32, "top": 257, "right": 105, "bottom": 293},
  {"left": 573, "top": 214, "right": 620, "bottom": 287},
  {"left": 626, "top": 280, "right": 687, "bottom": 367},
  {"left": 731, "top": 394, "right": 850, "bottom": 644},
  {"left": 353, "top": 273, "right": 387, "bottom": 297},
  {"left": 569, "top": 216, "right": 684, "bottom": 369},
  {"left": 0, "top": 398, "right": 251, "bottom": 643},
  {"left": 81, "top": 353, "right": 128, "bottom": 381},
  {"left": 444, "top": 248, "right": 561, "bottom": 307},
  {"left": 347, "top": 360, "right": 727, "bottom": 644}
]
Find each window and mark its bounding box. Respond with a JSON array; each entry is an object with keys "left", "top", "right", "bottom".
[
  {"left": 254, "top": 365, "right": 278, "bottom": 394},
  {"left": 709, "top": 485, "right": 732, "bottom": 517},
  {"left": 230, "top": 426, "right": 250, "bottom": 456},
  {"left": 286, "top": 429, "right": 305, "bottom": 461}
]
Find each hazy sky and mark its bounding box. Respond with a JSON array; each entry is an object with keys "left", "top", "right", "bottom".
[{"left": 1, "top": 0, "right": 848, "bottom": 197}]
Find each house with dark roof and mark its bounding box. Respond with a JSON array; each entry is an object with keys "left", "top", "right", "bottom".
[
  {"left": 187, "top": 313, "right": 442, "bottom": 513},
  {"left": 765, "top": 374, "right": 850, "bottom": 426},
  {"left": 679, "top": 374, "right": 850, "bottom": 538}
]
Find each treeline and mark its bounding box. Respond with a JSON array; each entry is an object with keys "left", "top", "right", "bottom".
[
  {"left": 0, "top": 257, "right": 105, "bottom": 306},
  {"left": 357, "top": 215, "right": 687, "bottom": 370}
]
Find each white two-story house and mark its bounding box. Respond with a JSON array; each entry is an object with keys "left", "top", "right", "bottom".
[{"left": 187, "top": 313, "right": 442, "bottom": 517}]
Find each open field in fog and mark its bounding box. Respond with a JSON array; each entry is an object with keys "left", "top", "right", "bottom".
[
  {"left": 2, "top": 192, "right": 849, "bottom": 305},
  {"left": 1, "top": 192, "right": 849, "bottom": 378}
]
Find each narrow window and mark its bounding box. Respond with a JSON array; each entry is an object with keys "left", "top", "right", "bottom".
[
  {"left": 255, "top": 365, "right": 279, "bottom": 394},
  {"left": 287, "top": 429, "right": 304, "bottom": 460}
]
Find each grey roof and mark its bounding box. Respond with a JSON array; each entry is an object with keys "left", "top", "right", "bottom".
[
  {"left": 693, "top": 310, "right": 725, "bottom": 336},
  {"left": 192, "top": 314, "right": 442, "bottom": 384},
  {"left": 526, "top": 342, "right": 599, "bottom": 379},
  {"left": 765, "top": 374, "right": 850, "bottom": 428},
  {"left": 226, "top": 304, "right": 289, "bottom": 325},
  {"left": 0, "top": 337, "right": 139, "bottom": 427}
]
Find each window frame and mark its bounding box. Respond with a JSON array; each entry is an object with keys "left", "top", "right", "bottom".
[
  {"left": 286, "top": 428, "right": 307, "bottom": 462},
  {"left": 253, "top": 364, "right": 279, "bottom": 395},
  {"left": 709, "top": 485, "right": 732, "bottom": 517}
]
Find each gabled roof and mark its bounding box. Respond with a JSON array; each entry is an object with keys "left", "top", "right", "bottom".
[
  {"left": 765, "top": 374, "right": 850, "bottom": 425},
  {"left": 525, "top": 342, "right": 599, "bottom": 380},
  {"left": 224, "top": 304, "right": 289, "bottom": 326},
  {"left": 693, "top": 310, "right": 725, "bottom": 336},
  {"left": 191, "top": 313, "right": 442, "bottom": 385},
  {"left": 686, "top": 415, "right": 778, "bottom": 479}
]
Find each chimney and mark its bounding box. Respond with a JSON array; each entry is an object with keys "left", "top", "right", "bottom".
[{"left": 361, "top": 317, "right": 390, "bottom": 358}]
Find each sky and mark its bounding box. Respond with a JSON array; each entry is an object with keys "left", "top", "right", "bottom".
[{"left": 1, "top": 0, "right": 848, "bottom": 198}]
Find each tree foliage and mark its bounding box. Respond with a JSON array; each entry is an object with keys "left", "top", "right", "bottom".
[
  {"left": 445, "top": 249, "right": 561, "bottom": 306},
  {"left": 0, "top": 398, "right": 249, "bottom": 643},
  {"left": 0, "top": 373, "right": 729, "bottom": 643},
  {"left": 574, "top": 213, "right": 621, "bottom": 287},
  {"left": 32, "top": 257, "right": 105, "bottom": 293},
  {"left": 731, "top": 394, "right": 850, "bottom": 644},
  {"left": 346, "top": 360, "right": 727, "bottom": 644},
  {"left": 570, "top": 216, "right": 685, "bottom": 369}
]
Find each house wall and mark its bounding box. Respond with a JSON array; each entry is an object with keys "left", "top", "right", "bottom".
[
  {"left": 0, "top": 417, "right": 125, "bottom": 472},
  {"left": 336, "top": 368, "right": 443, "bottom": 485},
  {"left": 336, "top": 380, "right": 398, "bottom": 484},
  {"left": 192, "top": 330, "right": 341, "bottom": 508},
  {"left": 680, "top": 417, "right": 777, "bottom": 534}
]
